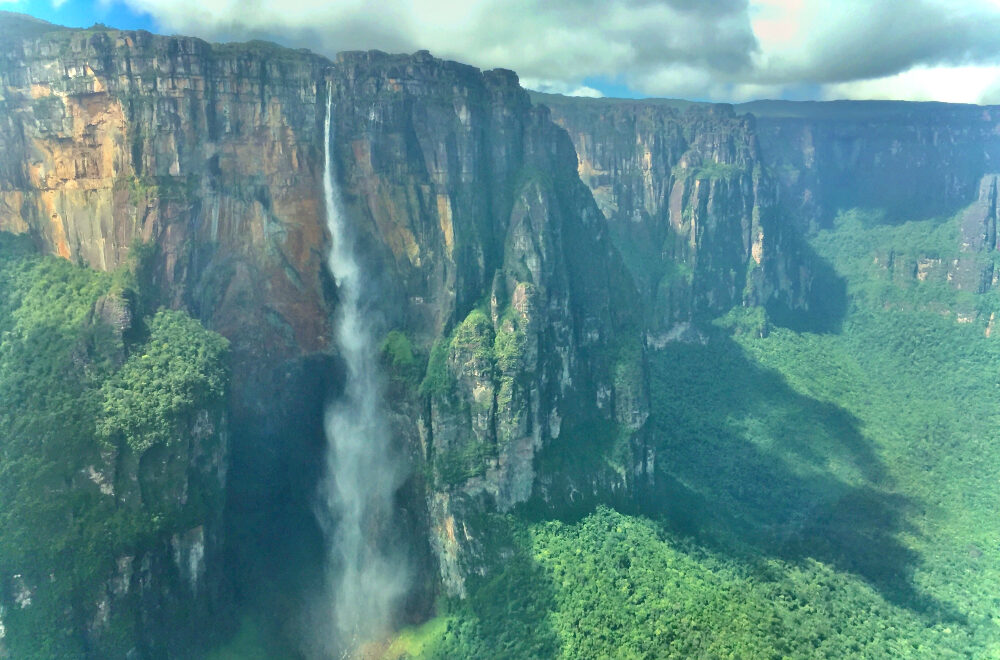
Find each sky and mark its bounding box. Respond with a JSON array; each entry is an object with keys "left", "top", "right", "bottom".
[{"left": 7, "top": 0, "right": 1000, "bottom": 104}]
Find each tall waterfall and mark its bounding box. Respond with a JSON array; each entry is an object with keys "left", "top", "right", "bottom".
[{"left": 317, "top": 86, "right": 407, "bottom": 656}]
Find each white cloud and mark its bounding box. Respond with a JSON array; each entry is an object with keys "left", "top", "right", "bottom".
[
  {"left": 823, "top": 65, "right": 1000, "bottom": 104},
  {"left": 118, "top": 0, "right": 755, "bottom": 91},
  {"left": 113, "top": 0, "right": 1000, "bottom": 103},
  {"left": 748, "top": 0, "right": 1000, "bottom": 85},
  {"left": 520, "top": 78, "right": 603, "bottom": 98}
]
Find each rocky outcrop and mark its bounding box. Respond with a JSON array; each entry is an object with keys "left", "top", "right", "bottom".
[
  {"left": 534, "top": 93, "right": 809, "bottom": 337},
  {"left": 954, "top": 173, "right": 1000, "bottom": 293},
  {"left": 962, "top": 175, "right": 1000, "bottom": 255},
  {"left": 329, "top": 51, "right": 648, "bottom": 594},
  {"left": 0, "top": 16, "right": 331, "bottom": 386}
]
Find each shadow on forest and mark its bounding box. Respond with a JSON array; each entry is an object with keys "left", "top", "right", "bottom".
[
  {"left": 641, "top": 334, "right": 961, "bottom": 622},
  {"left": 766, "top": 230, "right": 848, "bottom": 334},
  {"left": 462, "top": 549, "right": 561, "bottom": 658}
]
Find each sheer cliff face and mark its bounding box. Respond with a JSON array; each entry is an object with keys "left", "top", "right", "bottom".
[
  {"left": 0, "top": 18, "right": 648, "bottom": 606},
  {"left": 328, "top": 51, "right": 648, "bottom": 594},
  {"left": 0, "top": 25, "right": 330, "bottom": 380},
  {"left": 742, "top": 101, "right": 1000, "bottom": 229},
  {"left": 539, "top": 97, "right": 1000, "bottom": 334},
  {"left": 8, "top": 13, "right": 1000, "bottom": 656},
  {"left": 536, "top": 95, "right": 809, "bottom": 336},
  {"left": 954, "top": 173, "right": 1000, "bottom": 294}
]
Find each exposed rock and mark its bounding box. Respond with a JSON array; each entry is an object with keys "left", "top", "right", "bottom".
[
  {"left": 171, "top": 526, "right": 206, "bottom": 594},
  {"left": 534, "top": 93, "right": 809, "bottom": 333},
  {"left": 0, "top": 19, "right": 333, "bottom": 397},
  {"left": 327, "top": 53, "right": 648, "bottom": 594},
  {"left": 954, "top": 174, "right": 1000, "bottom": 292},
  {"left": 91, "top": 293, "right": 133, "bottom": 337},
  {"left": 744, "top": 100, "right": 1000, "bottom": 229},
  {"left": 0, "top": 14, "right": 650, "bottom": 624},
  {"left": 9, "top": 16, "right": 1000, "bottom": 651}
]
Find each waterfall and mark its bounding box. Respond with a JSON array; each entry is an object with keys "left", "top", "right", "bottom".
[{"left": 317, "top": 85, "right": 407, "bottom": 656}]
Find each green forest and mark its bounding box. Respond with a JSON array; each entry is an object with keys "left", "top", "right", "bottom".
[
  {"left": 7, "top": 207, "right": 1000, "bottom": 658},
  {"left": 385, "top": 210, "right": 1000, "bottom": 658},
  {"left": 0, "top": 234, "right": 229, "bottom": 657}
]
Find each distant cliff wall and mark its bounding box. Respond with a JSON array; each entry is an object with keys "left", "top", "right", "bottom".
[
  {"left": 741, "top": 100, "right": 1000, "bottom": 229},
  {"left": 534, "top": 93, "right": 810, "bottom": 337}
]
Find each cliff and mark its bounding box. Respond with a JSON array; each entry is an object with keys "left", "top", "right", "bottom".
[
  {"left": 741, "top": 100, "right": 1000, "bottom": 229},
  {"left": 8, "top": 9, "right": 1000, "bottom": 657},
  {"left": 0, "top": 11, "right": 649, "bottom": 645},
  {"left": 0, "top": 15, "right": 331, "bottom": 373},
  {"left": 0, "top": 234, "right": 230, "bottom": 658},
  {"left": 954, "top": 173, "right": 1000, "bottom": 295},
  {"left": 329, "top": 49, "right": 650, "bottom": 595},
  {"left": 538, "top": 95, "right": 1000, "bottom": 333},
  {"left": 533, "top": 93, "right": 810, "bottom": 337}
]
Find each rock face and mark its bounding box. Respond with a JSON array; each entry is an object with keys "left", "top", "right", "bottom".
[
  {"left": 0, "top": 12, "right": 648, "bottom": 634},
  {"left": 328, "top": 51, "right": 648, "bottom": 595},
  {"left": 8, "top": 10, "right": 1000, "bottom": 653},
  {"left": 534, "top": 94, "right": 809, "bottom": 337},
  {"left": 742, "top": 100, "right": 1000, "bottom": 229},
  {"left": 0, "top": 19, "right": 331, "bottom": 383},
  {"left": 743, "top": 102, "right": 1000, "bottom": 320},
  {"left": 954, "top": 173, "right": 1000, "bottom": 293},
  {"left": 0, "top": 23, "right": 338, "bottom": 649},
  {"left": 542, "top": 96, "right": 1000, "bottom": 332}
]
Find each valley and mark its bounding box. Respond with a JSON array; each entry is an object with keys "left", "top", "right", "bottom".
[{"left": 1, "top": 9, "right": 1000, "bottom": 658}]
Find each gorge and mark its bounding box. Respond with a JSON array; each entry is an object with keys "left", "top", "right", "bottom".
[{"left": 2, "top": 9, "right": 1000, "bottom": 658}]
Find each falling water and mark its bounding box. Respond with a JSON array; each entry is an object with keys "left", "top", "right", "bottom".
[{"left": 316, "top": 85, "right": 407, "bottom": 657}]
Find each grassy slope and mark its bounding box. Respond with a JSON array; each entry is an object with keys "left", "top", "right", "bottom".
[{"left": 395, "top": 210, "right": 1000, "bottom": 658}]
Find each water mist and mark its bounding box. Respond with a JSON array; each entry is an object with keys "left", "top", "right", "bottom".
[{"left": 314, "top": 85, "right": 408, "bottom": 657}]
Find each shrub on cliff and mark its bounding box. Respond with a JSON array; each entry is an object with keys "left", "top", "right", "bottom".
[{"left": 98, "top": 309, "right": 229, "bottom": 453}]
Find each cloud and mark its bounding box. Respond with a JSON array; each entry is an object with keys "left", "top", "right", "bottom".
[
  {"left": 822, "top": 65, "right": 1000, "bottom": 104},
  {"left": 749, "top": 0, "right": 1000, "bottom": 85},
  {"left": 520, "top": 78, "right": 604, "bottom": 98},
  {"left": 117, "top": 0, "right": 758, "bottom": 89},
  {"left": 112, "top": 0, "right": 1000, "bottom": 102},
  {"left": 979, "top": 76, "right": 1000, "bottom": 105}
]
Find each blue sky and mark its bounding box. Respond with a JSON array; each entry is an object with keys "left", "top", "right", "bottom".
[
  {"left": 8, "top": 0, "right": 1000, "bottom": 104},
  {"left": 6, "top": 0, "right": 156, "bottom": 32}
]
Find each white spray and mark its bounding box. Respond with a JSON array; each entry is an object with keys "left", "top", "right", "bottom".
[{"left": 317, "top": 85, "right": 407, "bottom": 656}]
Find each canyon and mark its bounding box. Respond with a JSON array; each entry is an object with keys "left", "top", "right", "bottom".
[{"left": 3, "top": 10, "right": 1000, "bottom": 658}]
